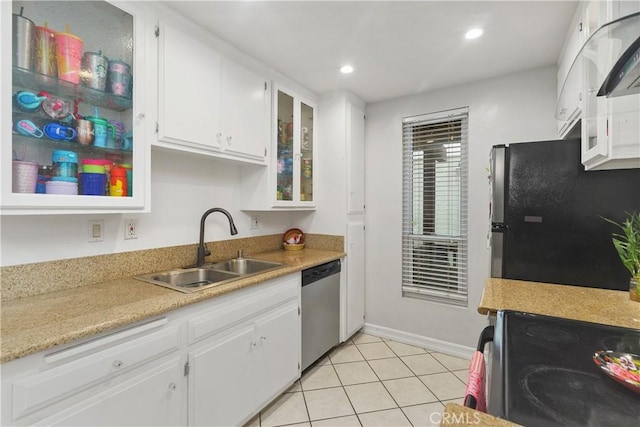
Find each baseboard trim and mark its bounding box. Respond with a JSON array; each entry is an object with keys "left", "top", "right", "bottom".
[{"left": 363, "top": 323, "right": 475, "bottom": 360}]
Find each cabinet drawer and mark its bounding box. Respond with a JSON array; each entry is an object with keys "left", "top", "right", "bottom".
[
  {"left": 187, "top": 275, "right": 299, "bottom": 345},
  {"left": 12, "top": 320, "right": 180, "bottom": 420}
]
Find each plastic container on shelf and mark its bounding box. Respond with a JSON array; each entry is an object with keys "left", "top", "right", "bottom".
[
  {"left": 46, "top": 180, "right": 78, "bottom": 195},
  {"left": 35, "top": 165, "right": 52, "bottom": 194},
  {"left": 51, "top": 150, "right": 78, "bottom": 182},
  {"left": 12, "top": 161, "right": 39, "bottom": 193},
  {"left": 81, "top": 173, "right": 106, "bottom": 196},
  {"left": 120, "top": 163, "right": 133, "bottom": 197},
  {"left": 95, "top": 159, "right": 114, "bottom": 196},
  {"left": 81, "top": 158, "right": 106, "bottom": 174},
  {"left": 109, "top": 166, "right": 127, "bottom": 197}
]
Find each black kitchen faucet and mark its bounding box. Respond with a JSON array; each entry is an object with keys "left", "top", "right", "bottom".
[{"left": 195, "top": 208, "right": 238, "bottom": 267}]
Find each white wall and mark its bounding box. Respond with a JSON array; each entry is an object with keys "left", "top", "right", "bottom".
[
  {"left": 0, "top": 149, "right": 299, "bottom": 266},
  {"left": 364, "top": 65, "right": 560, "bottom": 348}
]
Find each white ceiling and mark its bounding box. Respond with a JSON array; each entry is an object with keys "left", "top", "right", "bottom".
[{"left": 162, "top": 1, "right": 579, "bottom": 104}]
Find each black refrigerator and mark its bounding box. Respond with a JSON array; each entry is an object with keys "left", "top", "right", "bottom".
[{"left": 489, "top": 138, "right": 640, "bottom": 291}]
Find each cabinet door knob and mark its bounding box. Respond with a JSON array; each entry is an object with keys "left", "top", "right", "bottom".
[
  {"left": 113, "top": 360, "right": 124, "bottom": 369},
  {"left": 168, "top": 382, "right": 177, "bottom": 391},
  {"left": 137, "top": 113, "right": 146, "bottom": 120},
  {"left": 260, "top": 336, "right": 267, "bottom": 341}
]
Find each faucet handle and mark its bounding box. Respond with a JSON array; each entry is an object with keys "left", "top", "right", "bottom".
[{"left": 237, "top": 249, "right": 244, "bottom": 259}]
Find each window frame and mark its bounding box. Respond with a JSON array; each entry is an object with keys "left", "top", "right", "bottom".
[{"left": 401, "top": 107, "right": 469, "bottom": 306}]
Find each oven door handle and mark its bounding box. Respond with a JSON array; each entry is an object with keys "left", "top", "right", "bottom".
[
  {"left": 477, "top": 325, "right": 494, "bottom": 353},
  {"left": 463, "top": 326, "right": 494, "bottom": 412}
]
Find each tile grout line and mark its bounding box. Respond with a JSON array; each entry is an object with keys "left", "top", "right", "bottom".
[{"left": 264, "top": 332, "right": 469, "bottom": 427}]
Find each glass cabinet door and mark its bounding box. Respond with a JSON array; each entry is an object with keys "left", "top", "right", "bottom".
[
  {"left": 4, "top": 0, "right": 144, "bottom": 211},
  {"left": 276, "top": 90, "right": 294, "bottom": 201},
  {"left": 272, "top": 85, "right": 315, "bottom": 207},
  {"left": 300, "top": 102, "right": 313, "bottom": 202}
]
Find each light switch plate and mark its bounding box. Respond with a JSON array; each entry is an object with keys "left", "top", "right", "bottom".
[{"left": 88, "top": 220, "right": 104, "bottom": 242}]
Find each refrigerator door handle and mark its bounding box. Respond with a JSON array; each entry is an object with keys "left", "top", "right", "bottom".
[
  {"left": 490, "top": 230, "right": 504, "bottom": 278},
  {"left": 490, "top": 146, "right": 506, "bottom": 224}
]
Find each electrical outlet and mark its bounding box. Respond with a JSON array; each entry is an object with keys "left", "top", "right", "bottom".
[
  {"left": 124, "top": 218, "right": 138, "bottom": 240},
  {"left": 250, "top": 217, "right": 259, "bottom": 230},
  {"left": 88, "top": 220, "right": 104, "bottom": 242}
]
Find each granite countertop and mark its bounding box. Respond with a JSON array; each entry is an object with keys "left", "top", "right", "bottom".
[
  {"left": 479, "top": 278, "right": 640, "bottom": 329},
  {"left": 1, "top": 249, "right": 344, "bottom": 364},
  {"left": 440, "top": 404, "right": 520, "bottom": 426}
]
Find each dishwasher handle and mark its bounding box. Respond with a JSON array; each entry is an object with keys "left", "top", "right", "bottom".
[{"left": 302, "top": 260, "right": 341, "bottom": 286}]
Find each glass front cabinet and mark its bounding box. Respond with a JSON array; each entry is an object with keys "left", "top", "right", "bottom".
[
  {"left": 1, "top": 0, "right": 148, "bottom": 214},
  {"left": 273, "top": 85, "right": 315, "bottom": 208}
]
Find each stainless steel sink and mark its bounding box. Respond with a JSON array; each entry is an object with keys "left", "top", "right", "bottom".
[
  {"left": 135, "top": 258, "right": 283, "bottom": 293},
  {"left": 205, "top": 258, "right": 283, "bottom": 275}
]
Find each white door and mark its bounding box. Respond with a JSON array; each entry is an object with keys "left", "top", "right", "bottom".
[
  {"left": 37, "top": 358, "right": 183, "bottom": 427},
  {"left": 346, "top": 222, "right": 366, "bottom": 337},
  {"left": 255, "top": 302, "right": 300, "bottom": 408},
  {"left": 157, "top": 21, "right": 221, "bottom": 150},
  {"left": 220, "top": 58, "right": 269, "bottom": 161},
  {"left": 188, "top": 326, "right": 255, "bottom": 427},
  {"left": 347, "top": 102, "right": 366, "bottom": 214}
]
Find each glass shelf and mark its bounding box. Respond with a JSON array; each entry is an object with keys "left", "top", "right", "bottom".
[
  {"left": 12, "top": 133, "right": 132, "bottom": 158},
  {"left": 13, "top": 66, "right": 132, "bottom": 112}
]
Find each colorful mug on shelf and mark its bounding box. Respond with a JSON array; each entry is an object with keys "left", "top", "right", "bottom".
[
  {"left": 15, "top": 119, "right": 44, "bottom": 138},
  {"left": 54, "top": 31, "right": 83, "bottom": 84},
  {"left": 34, "top": 25, "right": 58, "bottom": 77},
  {"left": 107, "top": 60, "right": 132, "bottom": 98},
  {"left": 85, "top": 116, "right": 115, "bottom": 148},
  {"left": 121, "top": 131, "right": 133, "bottom": 151},
  {"left": 44, "top": 122, "right": 77, "bottom": 141},
  {"left": 75, "top": 119, "right": 94, "bottom": 145}
]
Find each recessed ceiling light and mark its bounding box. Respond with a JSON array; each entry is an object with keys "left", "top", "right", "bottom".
[
  {"left": 465, "top": 28, "right": 484, "bottom": 40},
  {"left": 340, "top": 65, "right": 354, "bottom": 74}
]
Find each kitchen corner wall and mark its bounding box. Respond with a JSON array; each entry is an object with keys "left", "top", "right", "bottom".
[
  {"left": 365, "top": 65, "right": 560, "bottom": 349},
  {"left": 0, "top": 150, "right": 300, "bottom": 267}
]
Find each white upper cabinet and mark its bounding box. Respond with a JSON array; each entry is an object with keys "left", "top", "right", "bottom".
[
  {"left": 556, "top": 5, "right": 584, "bottom": 137},
  {"left": 347, "top": 102, "right": 365, "bottom": 214},
  {"left": 157, "top": 20, "right": 222, "bottom": 152},
  {"left": 220, "top": 58, "right": 269, "bottom": 162},
  {"left": 557, "top": 0, "right": 640, "bottom": 170},
  {"left": 1, "top": 0, "right": 150, "bottom": 214},
  {"left": 240, "top": 83, "right": 316, "bottom": 210},
  {"left": 155, "top": 20, "right": 268, "bottom": 165}
]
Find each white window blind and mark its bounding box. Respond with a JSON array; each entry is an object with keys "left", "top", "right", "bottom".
[{"left": 402, "top": 108, "right": 469, "bottom": 305}]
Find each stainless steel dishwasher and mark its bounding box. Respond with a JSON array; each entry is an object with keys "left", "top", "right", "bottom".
[{"left": 301, "top": 260, "right": 341, "bottom": 371}]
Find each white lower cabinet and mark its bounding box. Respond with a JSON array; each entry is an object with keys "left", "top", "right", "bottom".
[
  {"left": 187, "top": 275, "right": 301, "bottom": 426},
  {"left": 254, "top": 303, "right": 300, "bottom": 409},
  {"left": 1, "top": 318, "right": 184, "bottom": 426},
  {"left": 1, "top": 273, "right": 302, "bottom": 427},
  {"left": 345, "top": 222, "right": 366, "bottom": 338},
  {"left": 35, "top": 357, "right": 183, "bottom": 427},
  {"left": 189, "top": 325, "right": 256, "bottom": 426}
]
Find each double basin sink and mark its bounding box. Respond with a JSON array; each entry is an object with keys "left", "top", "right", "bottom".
[{"left": 135, "top": 258, "right": 284, "bottom": 293}]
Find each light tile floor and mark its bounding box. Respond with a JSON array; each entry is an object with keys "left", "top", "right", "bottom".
[{"left": 246, "top": 332, "right": 471, "bottom": 427}]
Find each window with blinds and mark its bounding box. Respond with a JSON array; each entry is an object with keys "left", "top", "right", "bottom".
[{"left": 401, "top": 107, "right": 468, "bottom": 305}]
